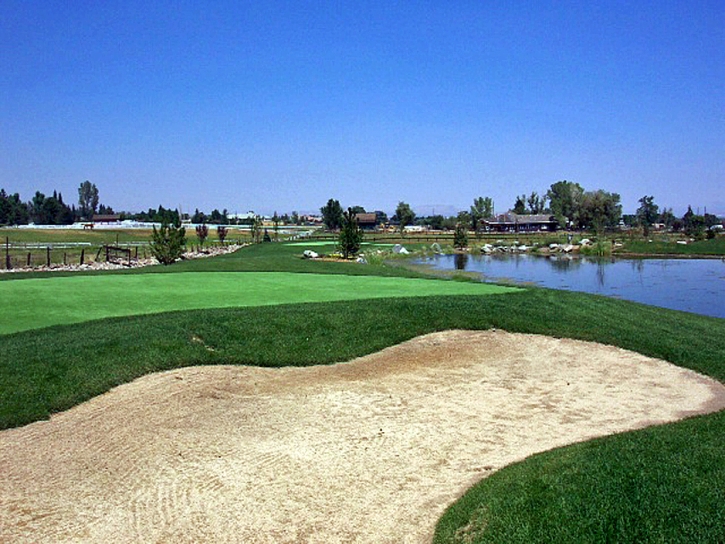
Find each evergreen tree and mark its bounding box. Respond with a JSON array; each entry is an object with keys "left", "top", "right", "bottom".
[
  {"left": 320, "top": 198, "right": 344, "bottom": 230},
  {"left": 453, "top": 222, "right": 468, "bottom": 249},
  {"left": 338, "top": 208, "right": 363, "bottom": 258}
]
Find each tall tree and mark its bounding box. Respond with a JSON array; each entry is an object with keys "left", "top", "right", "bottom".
[
  {"left": 320, "top": 198, "right": 344, "bottom": 230},
  {"left": 547, "top": 181, "right": 584, "bottom": 228},
  {"left": 395, "top": 201, "right": 415, "bottom": 234},
  {"left": 579, "top": 190, "right": 622, "bottom": 234},
  {"left": 527, "top": 192, "right": 547, "bottom": 214},
  {"left": 78, "top": 180, "right": 99, "bottom": 219},
  {"left": 512, "top": 195, "right": 527, "bottom": 214},
  {"left": 636, "top": 195, "right": 659, "bottom": 236},
  {"left": 338, "top": 208, "right": 363, "bottom": 259},
  {"left": 470, "top": 196, "right": 494, "bottom": 234}
]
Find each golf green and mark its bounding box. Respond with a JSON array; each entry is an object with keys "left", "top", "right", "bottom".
[{"left": 1, "top": 272, "right": 517, "bottom": 335}]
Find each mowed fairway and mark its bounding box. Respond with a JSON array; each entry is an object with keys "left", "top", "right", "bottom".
[{"left": 0, "top": 272, "right": 517, "bottom": 335}]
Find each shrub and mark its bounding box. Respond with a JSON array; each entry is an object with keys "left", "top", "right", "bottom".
[{"left": 150, "top": 218, "right": 186, "bottom": 265}]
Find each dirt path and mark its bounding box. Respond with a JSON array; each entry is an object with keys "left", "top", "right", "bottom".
[{"left": 2, "top": 330, "right": 724, "bottom": 543}]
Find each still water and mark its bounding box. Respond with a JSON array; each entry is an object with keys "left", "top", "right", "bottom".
[{"left": 417, "top": 254, "right": 725, "bottom": 319}]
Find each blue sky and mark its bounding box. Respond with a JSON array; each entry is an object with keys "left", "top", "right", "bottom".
[{"left": 1, "top": 1, "right": 723, "bottom": 216}]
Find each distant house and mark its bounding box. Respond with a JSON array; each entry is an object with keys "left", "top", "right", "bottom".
[
  {"left": 484, "top": 212, "right": 558, "bottom": 232},
  {"left": 355, "top": 213, "right": 378, "bottom": 230},
  {"left": 92, "top": 214, "right": 121, "bottom": 223}
]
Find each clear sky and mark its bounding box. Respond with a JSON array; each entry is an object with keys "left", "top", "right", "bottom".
[{"left": 1, "top": 1, "right": 723, "bottom": 216}]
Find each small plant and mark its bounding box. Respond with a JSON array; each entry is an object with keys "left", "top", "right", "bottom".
[
  {"left": 453, "top": 223, "right": 468, "bottom": 250},
  {"left": 150, "top": 218, "right": 186, "bottom": 265},
  {"left": 217, "top": 226, "right": 228, "bottom": 245},
  {"left": 195, "top": 224, "right": 209, "bottom": 247}
]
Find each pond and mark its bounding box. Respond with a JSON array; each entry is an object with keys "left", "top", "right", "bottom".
[{"left": 416, "top": 253, "right": 725, "bottom": 319}]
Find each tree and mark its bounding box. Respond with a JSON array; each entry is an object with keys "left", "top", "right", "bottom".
[
  {"left": 320, "top": 198, "right": 344, "bottom": 230},
  {"left": 513, "top": 195, "right": 527, "bottom": 214},
  {"left": 547, "top": 181, "right": 584, "bottom": 228},
  {"left": 527, "top": 192, "right": 547, "bottom": 214},
  {"left": 453, "top": 222, "right": 468, "bottom": 249},
  {"left": 659, "top": 208, "right": 676, "bottom": 230},
  {"left": 636, "top": 195, "right": 659, "bottom": 237},
  {"left": 291, "top": 211, "right": 300, "bottom": 225},
  {"left": 683, "top": 206, "right": 706, "bottom": 239},
  {"left": 272, "top": 211, "right": 281, "bottom": 239},
  {"left": 78, "top": 180, "right": 99, "bottom": 219},
  {"left": 395, "top": 201, "right": 415, "bottom": 234},
  {"left": 217, "top": 226, "right": 228, "bottom": 244},
  {"left": 579, "top": 190, "right": 622, "bottom": 234},
  {"left": 374, "top": 210, "right": 388, "bottom": 224},
  {"left": 150, "top": 217, "right": 186, "bottom": 265},
  {"left": 470, "top": 196, "right": 494, "bottom": 235},
  {"left": 350, "top": 205, "right": 366, "bottom": 215},
  {"left": 195, "top": 224, "right": 209, "bottom": 246},
  {"left": 338, "top": 208, "right": 363, "bottom": 258},
  {"left": 250, "top": 215, "right": 263, "bottom": 243}
]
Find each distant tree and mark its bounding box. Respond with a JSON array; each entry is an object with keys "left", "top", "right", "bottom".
[
  {"left": 395, "top": 201, "right": 415, "bottom": 234},
  {"left": 659, "top": 208, "right": 676, "bottom": 230},
  {"left": 338, "top": 208, "right": 363, "bottom": 259},
  {"left": 374, "top": 210, "right": 388, "bottom": 224},
  {"left": 291, "top": 211, "right": 300, "bottom": 225},
  {"left": 456, "top": 210, "right": 472, "bottom": 229},
  {"left": 0, "top": 189, "right": 9, "bottom": 225},
  {"left": 547, "top": 180, "right": 584, "bottom": 228},
  {"left": 453, "top": 222, "right": 468, "bottom": 249},
  {"left": 683, "top": 206, "right": 706, "bottom": 239},
  {"left": 426, "top": 214, "right": 445, "bottom": 230},
  {"left": 579, "top": 190, "right": 622, "bottom": 234},
  {"left": 150, "top": 217, "right": 186, "bottom": 265},
  {"left": 636, "top": 195, "right": 659, "bottom": 236},
  {"left": 1, "top": 190, "right": 27, "bottom": 225},
  {"left": 191, "top": 208, "right": 206, "bottom": 223},
  {"left": 210, "top": 209, "right": 223, "bottom": 224},
  {"left": 78, "top": 180, "right": 99, "bottom": 219},
  {"left": 527, "top": 192, "right": 547, "bottom": 214},
  {"left": 470, "top": 196, "right": 494, "bottom": 235},
  {"left": 195, "top": 223, "right": 209, "bottom": 246},
  {"left": 512, "top": 195, "right": 527, "bottom": 214},
  {"left": 250, "top": 215, "right": 263, "bottom": 243},
  {"left": 263, "top": 228, "right": 271, "bottom": 242},
  {"left": 272, "top": 211, "right": 281, "bottom": 239},
  {"left": 217, "top": 226, "right": 228, "bottom": 245},
  {"left": 350, "top": 205, "right": 366, "bottom": 215},
  {"left": 320, "top": 198, "right": 344, "bottom": 230}
]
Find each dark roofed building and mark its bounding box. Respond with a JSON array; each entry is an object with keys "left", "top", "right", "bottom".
[{"left": 355, "top": 213, "right": 378, "bottom": 230}]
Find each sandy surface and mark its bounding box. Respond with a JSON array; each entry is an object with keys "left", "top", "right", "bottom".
[{"left": 1, "top": 330, "right": 724, "bottom": 543}]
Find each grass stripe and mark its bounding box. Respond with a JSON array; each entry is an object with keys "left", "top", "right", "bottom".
[{"left": 0, "top": 271, "right": 516, "bottom": 335}]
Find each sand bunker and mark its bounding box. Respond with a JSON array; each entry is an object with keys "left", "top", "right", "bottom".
[{"left": 2, "top": 330, "right": 724, "bottom": 543}]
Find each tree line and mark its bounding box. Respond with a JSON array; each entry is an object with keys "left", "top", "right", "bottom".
[{"left": 320, "top": 180, "right": 721, "bottom": 237}]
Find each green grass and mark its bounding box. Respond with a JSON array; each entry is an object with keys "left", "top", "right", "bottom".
[
  {"left": 2, "top": 241, "right": 725, "bottom": 542},
  {"left": 619, "top": 234, "right": 725, "bottom": 256},
  {"left": 0, "top": 272, "right": 515, "bottom": 335}
]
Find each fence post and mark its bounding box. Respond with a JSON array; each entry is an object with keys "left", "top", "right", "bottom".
[
  {"left": 80, "top": 248, "right": 85, "bottom": 265},
  {"left": 46, "top": 246, "right": 51, "bottom": 267},
  {"left": 27, "top": 252, "right": 31, "bottom": 267},
  {"left": 5, "top": 237, "right": 10, "bottom": 270}
]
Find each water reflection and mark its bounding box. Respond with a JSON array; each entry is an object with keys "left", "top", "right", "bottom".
[
  {"left": 418, "top": 254, "right": 725, "bottom": 319},
  {"left": 454, "top": 253, "right": 469, "bottom": 270}
]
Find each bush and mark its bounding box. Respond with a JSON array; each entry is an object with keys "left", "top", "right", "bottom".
[{"left": 150, "top": 218, "right": 186, "bottom": 265}]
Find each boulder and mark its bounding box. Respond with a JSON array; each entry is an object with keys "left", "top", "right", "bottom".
[
  {"left": 393, "top": 244, "right": 409, "bottom": 255},
  {"left": 302, "top": 250, "right": 319, "bottom": 259}
]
